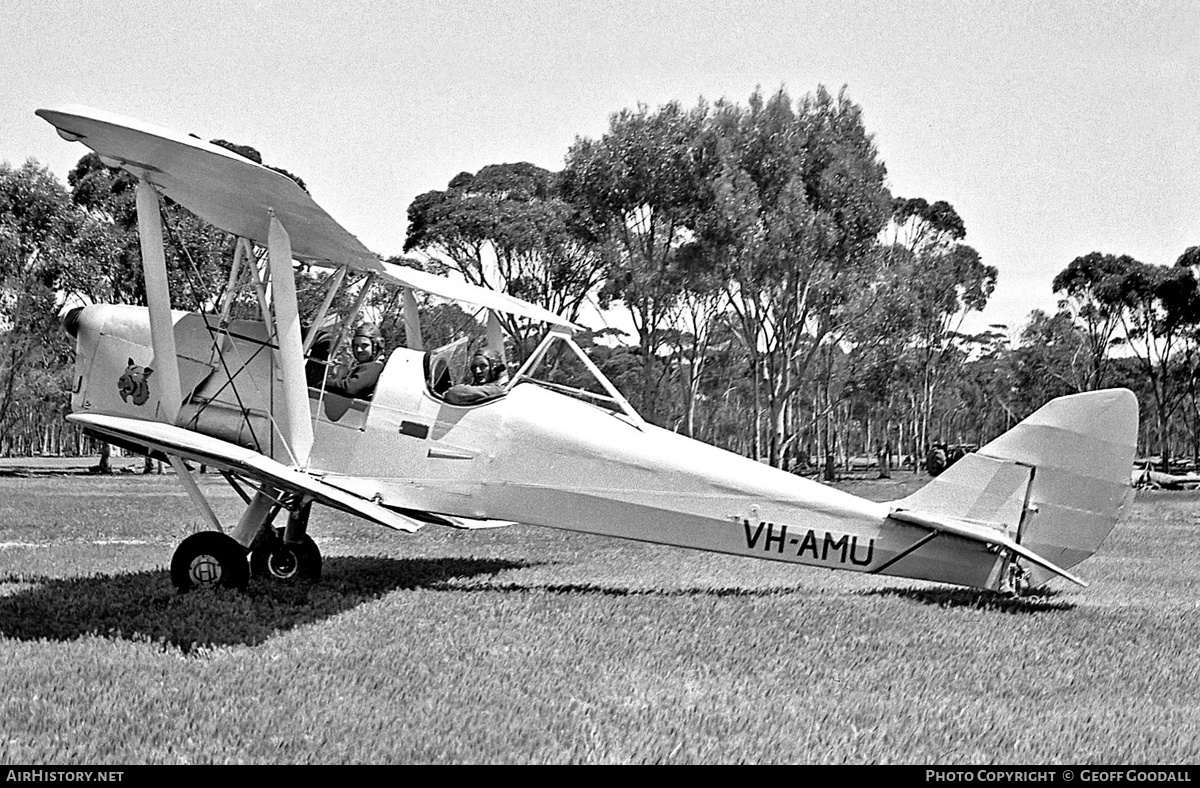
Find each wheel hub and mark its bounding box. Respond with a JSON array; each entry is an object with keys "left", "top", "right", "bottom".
[
  {"left": 189, "top": 554, "right": 223, "bottom": 586},
  {"left": 268, "top": 547, "right": 299, "bottom": 579}
]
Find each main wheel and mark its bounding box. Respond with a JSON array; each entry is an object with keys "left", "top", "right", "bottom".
[
  {"left": 250, "top": 530, "right": 322, "bottom": 582},
  {"left": 170, "top": 532, "right": 249, "bottom": 591}
]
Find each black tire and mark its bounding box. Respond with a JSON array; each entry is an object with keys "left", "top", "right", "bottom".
[
  {"left": 250, "top": 530, "right": 322, "bottom": 582},
  {"left": 170, "top": 531, "right": 249, "bottom": 592}
]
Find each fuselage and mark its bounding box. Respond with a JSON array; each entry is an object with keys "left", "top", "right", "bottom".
[{"left": 67, "top": 304, "right": 1009, "bottom": 590}]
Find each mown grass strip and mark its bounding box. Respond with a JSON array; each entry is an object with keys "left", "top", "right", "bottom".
[{"left": 1, "top": 475, "right": 1198, "bottom": 763}]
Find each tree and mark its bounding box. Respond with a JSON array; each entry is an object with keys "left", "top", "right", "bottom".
[
  {"left": 1052, "top": 252, "right": 1130, "bottom": 390},
  {"left": 702, "top": 86, "right": 893, "bottom": 466},
  {"left": 1114, "top": 258, "right": 1200, "bottom": 470},
  {"left": 1009, "top": 309, "right": 1091, "bottom": 402},
  {"left": 659, "top": 242, "right": 725, "bottom": 437},
  {"left": 882, "top": 196, "right": 996, "bottom": 462},
  {"left": 561, "top": 101, "right": 716, "bottom": 421},
  {"left": 840, "top": 263, "right": 921, "bottom": 475},
  {"left": 405, "top": 162, "right": 606, "bottom": 360},
  {"left": 0, "top": 160, "right": 108, "bottom": 452}
]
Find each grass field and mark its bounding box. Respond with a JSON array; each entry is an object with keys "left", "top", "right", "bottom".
[{"left": 1, "top": 467, "right": 1199, "bottom": 764}]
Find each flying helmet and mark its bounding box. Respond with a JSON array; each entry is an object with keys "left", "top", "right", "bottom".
[
  {"left": 469, "top": 347, "right": 505, "bottom": 384},
  {"left": 352, "top": 322, "right": 385, "bottom": 357}
]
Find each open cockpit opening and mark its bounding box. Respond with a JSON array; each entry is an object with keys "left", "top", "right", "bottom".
[{"left": 423, "top": 337, "right": 508, "bottom": 406}]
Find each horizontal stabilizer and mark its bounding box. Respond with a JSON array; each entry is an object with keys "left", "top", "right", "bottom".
[
  {"left": 899, "top": 452, "right": 1032, "bottom": 527},
  {"left": 69, "top": 413, "right": 424, "bottom": 533},
  {"left": 887, "top": 509, "right": 1088, "bottom": 588}
]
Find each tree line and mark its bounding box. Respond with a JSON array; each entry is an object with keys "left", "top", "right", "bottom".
[{"left": 1, "top": 86, "right": 1195, "bottom": 472}]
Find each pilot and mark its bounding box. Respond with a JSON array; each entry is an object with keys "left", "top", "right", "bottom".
[
  {"left": 444, "top": 347, "right": 506, "bottom": 405},
  {"left": 325, "top": 322, "right": 387, "bottom": 400}
]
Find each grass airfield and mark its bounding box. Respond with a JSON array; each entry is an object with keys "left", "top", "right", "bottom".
[{"left": 1, "top": 464, "right": 1199, "bottom": 764}]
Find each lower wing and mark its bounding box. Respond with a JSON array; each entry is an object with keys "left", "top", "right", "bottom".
[{"left": 69, "top": 412, "right": 425, "bottom": 533}]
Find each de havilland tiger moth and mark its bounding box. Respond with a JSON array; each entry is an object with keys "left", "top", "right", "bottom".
[{"left": 35, "top": 105, "right": 1138, "bottom": 595}]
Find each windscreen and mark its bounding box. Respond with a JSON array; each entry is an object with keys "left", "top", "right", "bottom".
[{"left": 425, "top": 336, "right": 472, "bottom": 393}]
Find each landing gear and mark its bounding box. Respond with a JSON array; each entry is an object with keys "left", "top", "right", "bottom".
[
  {"left": 1001, "top": 558, "right": 1031, "bottom": 596},
  {"left": 249, "top": 500, "right": 322, "bottom": 583},
  {"left": 166, "top": 475, "right": 323, "bottom": 592},
  {"left": 250, "top": 529, "right": 322, "bottom": 582},
  {"left": 170, "top": 531, "right": 250, "bottom": 591}
]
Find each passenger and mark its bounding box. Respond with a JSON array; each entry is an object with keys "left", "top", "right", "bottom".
[
  {"left": 325, "top": 322, "right": 387, "bottom": 400},
  {"left": 443, "top": 347, "right": 507, "bottom": 405}
]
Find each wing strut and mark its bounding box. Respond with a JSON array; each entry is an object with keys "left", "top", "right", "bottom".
[
  {"left": 267, "top": 213, "right": 314, "bottom": 467},
  {"left": 487, "top": 310, "right": 504, "bottom": 357},
  {"left": 135, "top": 179, "right": 183, "bottom": 422},
  {"left": 401, "top": 287, "right": 423, "bottom": 351}
]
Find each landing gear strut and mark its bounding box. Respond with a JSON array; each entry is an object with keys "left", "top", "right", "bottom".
[
  {"left": 169, "top": 483, "right": 323, "bottom": 592},
  {"left": 249, "top": 500, "right": 322, "bottom": 582},
  {"left": 1001, "top": 557, "right": 1031, "bottom": 596}
]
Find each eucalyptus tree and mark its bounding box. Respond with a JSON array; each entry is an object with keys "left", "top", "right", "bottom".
[
  {"left": 840, "top": 261, "right": 921, "bottom": 474},
  {"left": 702, "top": 86, "right": 892, "bottom": 467},
  {"left": 954, "top": 328, "right": 1015, "bottom": 444},
  {"left": 883, "top": 196, "right": 996, "bottom": 459},
  {"left": 1009, "top": 309, "right": 1091, "bottom": 404},
  {"left": 692, "top": 318, "right": 757, "bottom": 455},
  {"left": 659, "top": 242, "right": 726, "bottom": 438},
  {"left": 1173, "top": 247, "right": 1200, "bottom": 465},
  {"left": 0, "top": 160, "right": 116, "bottom": 452},
  {"left": 560, "top": 101, "right": 716, "bottom": 421},
  {"left": 1112, "top": 257, "right": 1200, "bottom": 470},
  {"left": 405, "top": 162, "right": 607, "bottom": 360},
  {"left": 1052, "top": 252, "right": 1131, "bottom": 390}
]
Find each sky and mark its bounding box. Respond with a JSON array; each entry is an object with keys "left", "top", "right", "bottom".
[{"left": 2, "top": 0, "right": 1197, "bottom": 338}]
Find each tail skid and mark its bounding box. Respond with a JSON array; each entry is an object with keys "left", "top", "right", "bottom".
[{"left": 891, "top": 389, "right": 1138, "bottom": 590}]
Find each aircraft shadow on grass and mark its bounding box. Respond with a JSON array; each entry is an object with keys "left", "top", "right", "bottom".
[
  {"left": 862, "top": 585, "right": 1076, "bottom": 613},
  {"left": 450, "top": 579, "right": 1077, "bottom": 614},
  {"left": 0, "top": 556, "right": 532, "bottom": 654},
  {"left": 444, "top": 581, "right": 819, "bottom": 599},
  {"left": 0, "top": 557, "right": 1076, "bottom": 656}
]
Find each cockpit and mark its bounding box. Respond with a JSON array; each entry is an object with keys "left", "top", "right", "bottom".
[
  {"left": 292, "top": 260, "right": 642, "bottom": 429},
  {"left": 424, "top": 338, "right": 509, "bottom": 406},
  {"left": 421, "top": 329, "right": 645, "bottom": 425}
]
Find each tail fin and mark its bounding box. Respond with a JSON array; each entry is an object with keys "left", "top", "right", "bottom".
[{"left": 897, "top": 389, "right": 1138, "bottom": 587}]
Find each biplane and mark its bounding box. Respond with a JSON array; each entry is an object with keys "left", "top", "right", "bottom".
[{"left": 37, "top": 105, "right": 1138, "bottom": 595}]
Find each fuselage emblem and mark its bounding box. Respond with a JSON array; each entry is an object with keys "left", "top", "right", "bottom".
[{"left": 118, "top": 358, "right": 154, "bottom": 406}]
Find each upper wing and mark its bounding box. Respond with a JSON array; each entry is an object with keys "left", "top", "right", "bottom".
[
  {"left": 69, "top": 412, "right": 424, "bottom": 533},
  {"left": 36, "top": 105, "right": 580, "bottom": 332},
  {"left": 36, "top": 105, "right": 378, "bottom": 269}
]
